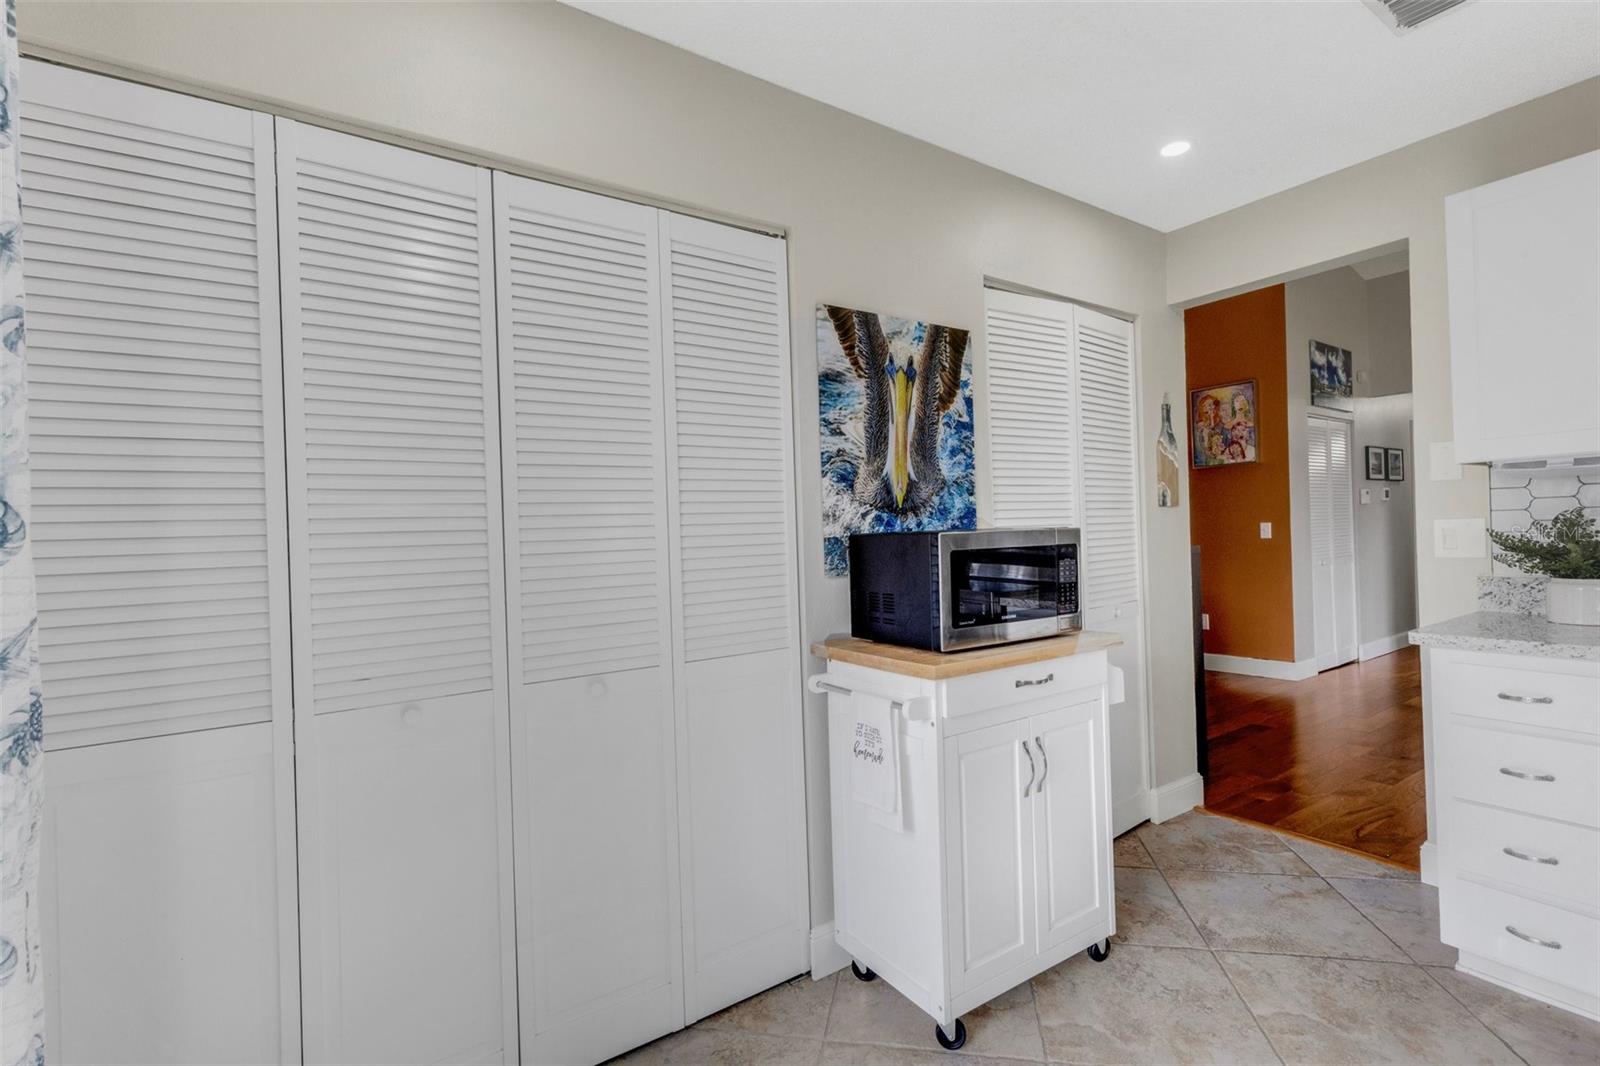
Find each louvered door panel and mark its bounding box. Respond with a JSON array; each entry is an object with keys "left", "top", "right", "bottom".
[
  {"left": 985, "top": 288, "right": 1079, "bottom": 527},
  {"left": 496, "top": 175, "right": 668, "bottom": 684},
  {"left": 19, "top": 62, "right": 290, "bottom": 748},
  {"left": 1308, "top": 418, "right": 1333, "bottom": 562},
  {"left": 661, "top": 212, "right": 808, "bottom": 1022},
  {"left": 278, "top": 121, "right": 516, "bottom": 1065},
  {"left": 280, "top": 124, "right": 500, "bottom": 715},
  {"left": 1074, "top": 309, "right": 1140, "bottom": 613},
  {"left": 663, "top": 216, "right": 794, "bottom": 663},
  {"left": 493, "top": 173, "right": 684, "bottom": 1065}
]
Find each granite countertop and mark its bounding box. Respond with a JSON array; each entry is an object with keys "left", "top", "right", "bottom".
[
  {"left": 1409, "top": 611, "right": 1600, "bottom": 662},
  {"left": 812, "top": 631, "right": 1123, "bottom": 680}
]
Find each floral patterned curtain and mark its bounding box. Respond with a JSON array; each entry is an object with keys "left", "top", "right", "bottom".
[{"left": 0, "top": 0, "right": 45, "bottom": 1059}]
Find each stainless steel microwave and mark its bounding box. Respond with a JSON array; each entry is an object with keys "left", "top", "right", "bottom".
[{"left": 847, "top": 527, "right": 1082, "bottom": 652}]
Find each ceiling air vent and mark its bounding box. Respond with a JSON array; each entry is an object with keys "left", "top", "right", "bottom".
[{"left": 1365, "top": 0, "right": 1473, "bottom": 35}]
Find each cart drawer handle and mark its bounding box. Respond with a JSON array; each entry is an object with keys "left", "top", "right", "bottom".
[
  {"left": 1506, "top": 925, "right": 1561, "bottom": 950},
  {"left": 1015, "top": 673, "right": 1054, "bottom": 689},
  {"left": 1502, "top": 846, "right": 1560, "bottom": 866},
  {"left": 1498, "top": 692, "right": 1554, "bottom": 705},
  {"left": 1499, "top": 767, "right": 1557, "bottom": 783},
  {"left": 1035, "top": 736, "right": 1049, "bottom": 793},
  {"left": 1021, "top": 740, "right": 1037, "bottom": 798}
]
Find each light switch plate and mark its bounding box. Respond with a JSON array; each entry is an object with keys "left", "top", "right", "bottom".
[
  {"left": 1382, "top": 487, "right": 1392, "bottom": 501},
  {"left": 1429, "top": 441, "right": 1463, "bottom": 481},
  {"left": 1201, "top": 613, "right": 1211, "bottom": 631},
  {"left": 1433, "top": 517, "right": 1486, "bottom": 558},
  {"left": 1259, "top": 522, "right": 1272, "bottom": 539}
]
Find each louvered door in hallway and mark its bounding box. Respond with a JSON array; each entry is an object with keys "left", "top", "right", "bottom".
[{"left": 1308, "top": 414, "right": 1358, "bottom": 671}]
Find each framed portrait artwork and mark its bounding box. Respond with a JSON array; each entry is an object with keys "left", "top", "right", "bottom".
[
  {"left": 1310, "top": 340, "right": 1353, "bottom": 411},
  {"left": 1386, "top": 448, "right": 1405, "bottom": 481},
  {"left": 1365, "top": 446, "right": 1387, "bottom": 480},
  {"left": 1190, "top": 380, "right": 1258, "bottom": 467}
]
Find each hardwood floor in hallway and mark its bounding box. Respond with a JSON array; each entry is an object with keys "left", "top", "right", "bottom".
[{"left": 1203, "top": 645, "right": 1425, "bottom": 869}]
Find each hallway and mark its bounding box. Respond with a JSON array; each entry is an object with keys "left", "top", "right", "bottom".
[{"left": 1203, "top": 646, "right": 1425, "bottom": 868}]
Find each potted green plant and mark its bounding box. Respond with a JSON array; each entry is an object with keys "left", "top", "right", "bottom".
[{"left": 1488, "top": 506, "right": 1600, "bottom": 625}]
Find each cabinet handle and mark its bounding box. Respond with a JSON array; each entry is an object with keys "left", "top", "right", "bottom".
[
  {"left": 1499, "top": 767, "right": 1557, "bottom": 783},
  {"left": 1497, "top": 692, "right": 1554, "bottom": 705},
  {"left": 1035, "top": 735, "right": 1049, "bottom": 793},
  {"left": 1015, "top": 673, "right": 1054, "bottom": 689},
  {"left": 1505, "top": 925, "right": 1561, "bottom": 950},
  {"left": 1021, "top": 740, "right": 1037, "bottom": 798},
  {"left": 1502, "top": 846, "right": 1560, "bottom": 866}
]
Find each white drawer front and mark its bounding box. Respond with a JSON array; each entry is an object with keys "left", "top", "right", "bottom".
[
  {"left": 1443, "top": 879, "right": 1600, "bottom": 998},
  {"left": 942, "top": 656, "right": 1100, "bottom": 719},
  {"left": 1450, "top": 722, "right": 1600, "bottom": 827},
  {"left": 1442, "top": 657, "right": 1600, "bottom": 736},
  {"left": 1449, "top": 801, "right": 1600, "bottom": 912}
]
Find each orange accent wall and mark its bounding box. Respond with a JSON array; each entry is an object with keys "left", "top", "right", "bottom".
[{"left": 1185, "top": 285, "right": 1296, "bottom": 662}]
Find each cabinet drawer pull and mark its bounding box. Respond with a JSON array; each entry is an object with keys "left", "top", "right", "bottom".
[
  {"left": 1499, "top": 767, "right": 1557, "bottom": 782},
  {"left": 1502, "top": 846, "right": 1560, "bottom": 866},
  {"left": 1035, "top": 736, "right": 1049, "bottom": 793},
  {"left": 1505, "top": 925, "right": 1562, "bottom": 950},
  {"left": 1021, "top": 739, "right": 1037, "bottom": 798},
  {"left": 1497, "top": 692, "right": 1554, "bottom": 705},
  {"left": 1015, "top": 673, "right": 1054, "bottom": 689}
]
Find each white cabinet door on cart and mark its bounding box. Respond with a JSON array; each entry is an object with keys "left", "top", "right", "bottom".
[
  {"left": 1031, "top": 697, "right": 1113, "bottom": 952},
  {"left": 277, "top": 120, "right": 517, "bottom": 1064},
  {"left": 943, "top": 718, "right": 1037, "bottom": 996},
  {"left": 493, "top": 171, "right": 685, "bottom": 1065}
]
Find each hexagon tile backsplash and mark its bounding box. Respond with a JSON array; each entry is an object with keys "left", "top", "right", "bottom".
[{"left": 1489, "top": 466, "right": 1600, "bottom": 574}]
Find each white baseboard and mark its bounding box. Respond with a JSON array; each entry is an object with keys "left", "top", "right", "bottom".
[
  {"left": 1359, "top": 632, "right": 1410, "bottom": 661},
  {"left": 809, "top": 922, "right": 849, "bottom": 979},
  {"left": 1149, "top": 773, "right": 1205, "bottom": 823},
  {"left": 1203, "top": 653, "right": 1318, "bottom": 681},
  {"left": 1419, "top": 841, "right": 1437, "bottom": 887}
]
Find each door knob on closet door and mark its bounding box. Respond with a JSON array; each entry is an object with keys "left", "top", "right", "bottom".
[{"left": 401, "top": 704, "right": 423, "bottom": 726}]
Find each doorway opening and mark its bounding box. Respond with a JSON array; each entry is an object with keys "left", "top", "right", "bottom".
[{"left": 1183, "top": 250, "right": 1424, "bottom": 868}]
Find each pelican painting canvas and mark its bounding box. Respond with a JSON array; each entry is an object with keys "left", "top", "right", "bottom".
[{"left": 818, "top": 304, "right": 976, "bottom": 576}]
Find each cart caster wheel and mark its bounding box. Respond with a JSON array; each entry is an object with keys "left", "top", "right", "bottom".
[
  {"left": 850, "top": 961, "right": 876, "bottom": 982},
  {"left": 1087, "top": 938, "right": 1111, "bottom": 962},
  {"left": 935, "top": 1019, "right": 967, "bottom": 1051}
]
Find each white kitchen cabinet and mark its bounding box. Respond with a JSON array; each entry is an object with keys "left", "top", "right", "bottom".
[
  {"left": 41, "top": 725, "right": 294, "bottom": 1065},
  {"left": 1423, "top": 644, "right": 1600, "bottom": 1021},
  {"left": 1446, "top": 150, "right": 1600, "bottom": 463},
  {"left": 816, "top": 635, "right": 1118, "bottom": 1049}
]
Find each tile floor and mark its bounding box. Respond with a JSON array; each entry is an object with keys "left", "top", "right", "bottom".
[{"left": 613, "top": 811, "right": 1600, "bottom": 1065}]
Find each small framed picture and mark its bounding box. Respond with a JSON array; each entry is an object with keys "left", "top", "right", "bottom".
[
  {"left": 1365, "top": 446, "right": 1387, "bottom": 480},
  {"left": 1385, "top": 448, "right": 1405, "bottom": 481}
]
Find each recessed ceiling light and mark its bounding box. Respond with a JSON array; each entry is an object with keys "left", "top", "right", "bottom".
[{"left": 1160, "top": 141, "right": 1191, "bottom": 158}]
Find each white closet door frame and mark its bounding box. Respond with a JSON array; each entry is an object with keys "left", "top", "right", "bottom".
[
  {"left": 1307, "top": 412, "right": 1359, "bottom": 671},
  {"left": 20, "top": 59, "right": 300, "bottom": 1057},
  {"left": 659, "top": 211, "right": 809, "bottom": 1020},
  {"left": 277, "top": 119, "right": 517, "bottom": 1064}
]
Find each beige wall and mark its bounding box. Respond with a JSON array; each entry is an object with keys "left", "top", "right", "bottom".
[
  {"left": 1168, "top": 78, "right": 1600, "bottom": 626},
  {"left": 1366, "top": 272, "right": 1414, "bottom": 397},
  {"left": 17, "top": 1, "right": 1196, "bottom": 927}
]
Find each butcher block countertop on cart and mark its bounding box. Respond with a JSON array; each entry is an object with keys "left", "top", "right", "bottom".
[{"left": 809, "top": 632, "right": 1123, "bottom": 1052}]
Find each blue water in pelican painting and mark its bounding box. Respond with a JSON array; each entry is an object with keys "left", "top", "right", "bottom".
[{"left": 817, "top": 308, "right": 976, "bottom": 577}]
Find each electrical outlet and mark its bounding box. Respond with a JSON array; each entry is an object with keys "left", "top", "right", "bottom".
[
  {"left": 1201, "top": 613, "right": 1211, "bottom": 631},
  {"left": 1259, "top": 522, "right": 1272, "bottom": 539}
]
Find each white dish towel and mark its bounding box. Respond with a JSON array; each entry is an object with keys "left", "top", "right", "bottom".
[{"left": 848, "top": 690, "right": 902, "bottom": 829}]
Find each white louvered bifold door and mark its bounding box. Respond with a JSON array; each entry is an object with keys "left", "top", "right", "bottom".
[
  {"left": 277, "top": 120, "right": 517, "bottom": 1066},
  {"left": 1308, "top": 415, "right": 1358, "bottom": 671},
  {"left": 19, "top": 60, "right": 300, "bottom": 1065},
  {"left": 1070, "top": 306, "right": 1149, "bottom": 834},
  {"left": 984, "top": 287, "right": 1079, "bottom": 527},
  {"left": 660, "top": 211, "right": 808, "bottom": 1022},
  {"left": 492, "top": 172, "right": 685, "bottom": 1066}
]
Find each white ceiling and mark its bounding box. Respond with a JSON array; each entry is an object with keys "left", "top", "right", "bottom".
[{"left": 567, "top": 0, "right": 1600, "bottom": 232}]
